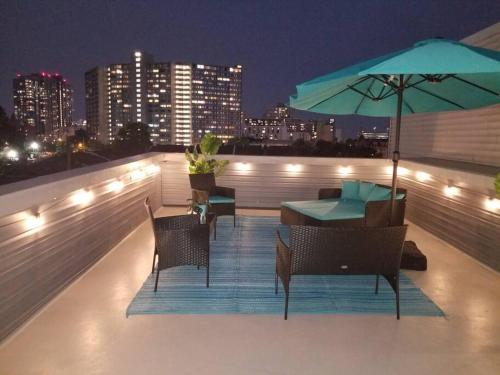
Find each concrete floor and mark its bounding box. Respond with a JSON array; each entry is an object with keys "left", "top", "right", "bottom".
[{"left": 1, "top": 207, "right": 499, "bottom": 375}]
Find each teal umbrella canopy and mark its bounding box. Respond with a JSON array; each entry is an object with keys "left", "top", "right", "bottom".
[
  {"left": 289, "top": 38, "right": 500, "bottom": 224},
  {"left": 290, "top": 39, "right": 500, "bottom": 117}
]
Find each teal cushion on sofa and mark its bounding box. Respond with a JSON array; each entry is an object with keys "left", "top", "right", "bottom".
[
  {"left": 358, "top": 182, "right": 375, "bottom": 202},
  {"left": 340, "top": 180, "right": 360, "bottom": 200},
  {"left": 366, "top": 185, "right": 391, "bottom": 202},
  {"left": 396, "top": 193, "right": 405, "bottom": 200},
  {"left": 209, "top": 195, "right": 235, "bottom": 204},
  {"left": 282, "top": 199, "right": 365, "bottom": 221}
]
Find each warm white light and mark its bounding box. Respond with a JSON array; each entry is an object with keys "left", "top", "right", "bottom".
[
  {"left": 443, "top": 185, "right": 460, "bottom": 198},
  {"left": 130, "top": 169, "right": 146, "bottom": 181},
  {"left": 25, "top": 214, "right": 44, "bottom": 231},
  {"left": 30, "top": 141, "right": 39, "bottom": 151},
  {"left": 385, "top": 166, "right": 409, "bottom": 176},
  {"left": 484, "top": 198, "right": 500, "bottom": 211},
  {"left": 237, "top": 162, "right": 251, "bottom": 172},
  {"left": 145, "top": 164, "right": 160, "bottom": 175},
  {"left": 71, "top": 189, "right": 94, "bottom": 205},
  {"left": 286, "top": 164, "right": 302, "bottom": 173},
  {"left": 107, "top": 180, "right": 124, "bottom": 193},
  {"left": 338, "top": 166, "right": 352, "bottom": 176},
  {"left": 415, "top": 171, "right": 432, "bottom": 182},
  {"left": 6, "top": 149, "right": 19, "bottom": 160}
]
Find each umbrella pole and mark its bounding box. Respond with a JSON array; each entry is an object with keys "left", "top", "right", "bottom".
[{"left": 390, "top": 74, "right": 404, "bottom": 225}]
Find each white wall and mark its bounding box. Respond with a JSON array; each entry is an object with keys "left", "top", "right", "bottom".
[{"left": 390, "top": 22, "right": 500, "bottom": 167}]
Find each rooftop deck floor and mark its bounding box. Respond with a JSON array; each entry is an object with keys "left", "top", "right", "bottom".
[{"left": 1, "top": 207, "right": 499, "bottom": 375}]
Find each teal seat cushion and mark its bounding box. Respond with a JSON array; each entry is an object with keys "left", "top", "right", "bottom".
[
  {"left": 282, "top": 198, "right": 365, "bottom": 221},
  {"left": 340, "top": 180, "right": 360, "bottom": 200},
  {"left": 366, "top": 185, "right": 391, "bottom": 201},
  {"left": 208, "top": 195, "right": 235, "bottom": 204},
  {"left": 358, "top": 182, "right": 375, "bottom": 202}
]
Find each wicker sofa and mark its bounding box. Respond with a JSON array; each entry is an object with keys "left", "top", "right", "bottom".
[
  {"left": 281, "top": 181, "right": 407, "bottom": 227},
  {"left": 275, "top": 224, "right": 408, "bottom": 319}
]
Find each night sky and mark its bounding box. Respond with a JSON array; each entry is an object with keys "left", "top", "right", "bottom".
[{"left": 1, "top": 0, "right": 499, "bottom": 137}]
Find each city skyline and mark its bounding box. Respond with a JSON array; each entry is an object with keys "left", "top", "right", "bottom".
[
  {"left": 85, "top": 51, "right": 242, "bottom": 145},
  {"left": 1, "top": 1, "right": 499, "bottom": 137}
]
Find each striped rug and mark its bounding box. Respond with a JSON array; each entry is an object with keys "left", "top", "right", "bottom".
[{"left": 127, "top": 216, "right": 444, "bottom": 317}]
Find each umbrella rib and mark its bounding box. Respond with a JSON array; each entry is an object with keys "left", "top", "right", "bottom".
[
  {"left": 305, "top": 76, "right": 371, "bottom": 111},
  {"left": 450, "top": 75, "right": 500, "bottom": 96},
  {"left": 354, "top": 78, "right": 376, "bottom": 114},
  {"left": 412, "top": 86, "right": 465, "bottom": 109}
]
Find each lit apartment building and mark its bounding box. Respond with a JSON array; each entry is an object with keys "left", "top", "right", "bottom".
[
  {"left": 243, "top": 104, "right": 335, "bottom": 142},
  {"left": 85, "top": 51, "right": 242, "bottom": 145},
  {"left": 13, "top": 72, "right": 73, "bottom": 137},
  {"left": 190, "top": 63, "right": 242, "bottom": 143},
  {"left": 84, "top": 67, "right": 106, "bottom": 141}
]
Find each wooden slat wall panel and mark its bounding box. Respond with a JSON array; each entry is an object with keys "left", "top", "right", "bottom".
[
  {"left": 161, "top": 154, "right": 393, "bottom": 207},
  {"left": 0, "top": 154, "right": 164, "bottom": 341},
  {"left": 389, "top": 22, "right": 500, "bottom": 167}
]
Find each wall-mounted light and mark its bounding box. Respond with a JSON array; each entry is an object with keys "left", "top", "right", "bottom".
[
  {"left": 107, "top": 180, "right": 124, "bottom": 193},
  {"left": 385, "top": 166, "right": 409, "bottom": 176},
  {"left": 286, "top": 164, "right": 302, "bottom": 173},
  {"left": 71, "top": 189, "right": 94, "bottom": 205},
  {"left": 236, "top": 162, "right": 251, "bottom": 172},
  {"left": 25, "top": 213, "right": 44, "bottom": 231},
  {"left": 338, "top": 166, "right": 352, "bottom": 176},
  {"left": 415, "top": 171, "right": 432, "bottom": 182},
  {"left": 443, "top": 185, "right": 459, "bottom": 198},
  {"left": 130, "top": 169, "right": 146, "bottom": 181},
  {"left": 485, "top": 197, "right": 500, "bottom": 212}
]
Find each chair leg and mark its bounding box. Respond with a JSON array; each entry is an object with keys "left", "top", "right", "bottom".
[
  {"left": 284, "top": 291, "right": 289, "bottom": 320},
  {"left": 233, "top": 214, "right": 236, "bottom": 227},
  {"left": 214, "top": 224, "right": 217, "bottom": 240},
  {"left": 375, "top": 274, "right": 379, "bottom": 294},
  {"left": 151, "top": 248, "right": 157, "bottom": 274},
  {"left": 206, "top": 263, "right": 210, "bottom": 288},
  {"left": 154, "top": 268, "right": 160, "bottom": 292},
  {"left": 197, "top": 265, "right": 200, "bottom": 270},
  {"left": 275, "top": 271, "right": 278, "bottom": 295},
  {"left": 396, "top": 274, "right": 400, "bottom": 320}
]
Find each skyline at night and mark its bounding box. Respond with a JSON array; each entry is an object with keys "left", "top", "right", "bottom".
[{"left": 1, "top": 1, "right": 500, "bottom": 137}]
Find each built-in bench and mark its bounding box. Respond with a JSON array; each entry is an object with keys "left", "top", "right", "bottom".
[{"left": 281, "top": 181, "right": 407, "bottom": 227}]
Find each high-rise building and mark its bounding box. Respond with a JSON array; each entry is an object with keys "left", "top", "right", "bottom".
[
  {"left": 85, "top": 51, "right": 242, "bottom": 145},
  {"left": 84, "top": 67, "right": 106, "bottom": 141},
  {"left": 13, "top": 72, "right": 73, "bottom": 137}
]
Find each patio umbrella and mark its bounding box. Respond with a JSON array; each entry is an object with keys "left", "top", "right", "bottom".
[{"left": 289, "top": 38, "right": 500, "bottom": 221}]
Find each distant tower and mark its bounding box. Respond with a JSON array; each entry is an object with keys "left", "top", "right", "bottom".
[{"left": 13, "top": 72, "right": 73, "bottom": 137}]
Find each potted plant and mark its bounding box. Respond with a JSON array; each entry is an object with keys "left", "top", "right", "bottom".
[{"left": 185, "top": 133, "right": 229, "bottom": 176}]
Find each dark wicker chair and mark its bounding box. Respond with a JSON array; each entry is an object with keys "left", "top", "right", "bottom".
[
  {"left": 189, "top": 173, "right": 236, "bottom": 227},
  {"left": 275, "top": 225, "right": 408, "bottom": 320},
  {"left": 145, "top": 198, "right": 210, "bottom": 291}
]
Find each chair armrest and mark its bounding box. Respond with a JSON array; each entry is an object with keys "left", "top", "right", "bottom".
[
  {"left": 216, "top": 186, "right": 235, "bottom": 199},
  {"left": 276, "top": 230, "right": 291, "bottom": 292},
  {"left": 318, "top": 188, "right": 342, "bottom": 200}
]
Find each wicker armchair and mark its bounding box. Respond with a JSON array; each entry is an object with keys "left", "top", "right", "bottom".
[
  {"left": 145, "top": 198, "right": 210, "bottom": 291},
  {"left": 189, "top": 173, "right": 236, "bottom": 227},
  {"left": 275, "top": 225, "right": 408, "bottom": 320}
]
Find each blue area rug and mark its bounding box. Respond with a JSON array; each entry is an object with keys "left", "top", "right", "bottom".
[{"left": 127, "top": 216, "right": 444, "bottom": 317}]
